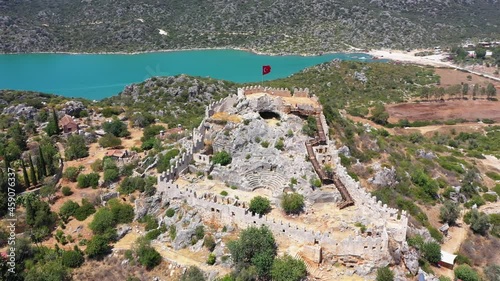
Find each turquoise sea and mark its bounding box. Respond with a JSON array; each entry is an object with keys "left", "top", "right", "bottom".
[{"left": 0, "top": 49, "right": 381, "bottom": 100}]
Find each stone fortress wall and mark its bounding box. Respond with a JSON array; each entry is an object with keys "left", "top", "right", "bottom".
[
  {"left": 237, "top": 85, "right": 310, "bottom": 99},
  {"left": 158, "top": 95, "right": 237, "bottom": 183},
  {"left": 157, "top": 86, "right": 408, "bottom": 265},
  {"left": 158, "top": 180, "right": 391, "bottom": 262}
]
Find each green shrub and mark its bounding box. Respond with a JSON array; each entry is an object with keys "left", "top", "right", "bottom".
[
  {"left": 494, "top": 184, "right": 500, "bottom": 196},
  {"left": 169, "top": 225, "right": 177, "bottom": 240},
  {"left": 63, "top": 167, "right": 80, "bottom": 182},
  {"left": 108, "top": 198, "right": 134, "bottom": 224},
  {"left": 74, "top": 199, "right": 96, "bottom": 221},
  {"left": 261, "top": 141, "right": 270, "bottom": 148},
  {"left": 376, "top": 266, "right": 394, "bottom": 281},
  {"left": 302, "top": 116, "right": 318, "bottom": 136},
  {"left": 249, "top": 196, "right": 271, "bottom": 215},
  {"left": 203, "top": 235, "right": 216, "bottom": 251},
  {"left": 422, "top": 242, "right": 441, "bottom": 264},
  {"left": 195, "top": 225, "right": 205, "bottom": 240},
  {"left": 281, "top": 193, "right": 305, "bottom": 214},
  {"left": 212, "top": 151, "right": 232, "bottom": 166},
  {"left": 483, "top": 193, "right": 498, "bottom": 202},
  {"left": 119, "top": 176, "right": 146, "bottom": 195},
  {"left": 428, "top": 226, "right": 444, "bottom": 243},
  {"left": 145, "top": 229, "right": 161, "bottom": 241},
  {"left": 103, "top": 168, "right": 120, "bottom": 184},
  {"left": 62, "top": 250, "right": 84, "bottom": 268},
  {"left": 454, "top": 265, "right": 480, "bottom": 281},
  {"left": 77, "top": 173, "right": 100, "bottom": 188},
  {"left": 310, "top": 178, "right": 322, "bottom": 188},
  {"left": 98, "top": 133, "right": 122, "bottom": 148},
  {"left": 85, "top": 235, "right": 112, "bottom": 259},
  {"left": 271, "top": 254, "right": 307, "bottom": 281},
  {"left": 89, "top": 208, "right": 116, "bottom": 235},
  {"left": 103, "top": 119, "right": 130, "bottom": 137},
  {"left": 61, "top": 186, "right": 73, "bottom": 196},
  {"left": 140, "top": 215, "right": 158, "bottom": 231},
  {"left": 486, "top": 171, "right": 500, "bottom": 181},
  {"left": 137, "top": 244, "right": 162, "bottom": 270},
  {"left": 59, "top": 200, "right": 80, "bottom": 221},
  {"left": 220, "top": 190, "right": 228, "bottom": 196},
  {"left": 166, "top": 208, "right": 175, "bottom": 218},
  {"left": 468, "top": 209, "right": 491, "bottom": 235},
  {"left": 439, "top": 201, "right": 461, "bottom": 225},
  {"left": 464, "top": 195, "right": 486, "bottom": 208},
  {"left": 455, "top": 254, "right": 472, "bottom": 265},
  {"left": 206, "top": 253, "right": 216, "bottom": 265},
  {"left": 407, "top": 235, "right": 424, "bottom": 249},
  {"left": 180, "top": 266, "right": 205, "bottom": 281},
  {"left": 274, "top": 139, "right": 285, "bottom": 150}
]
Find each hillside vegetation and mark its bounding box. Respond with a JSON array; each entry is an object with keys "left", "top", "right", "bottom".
[{"left": 1, "top": 0, "right": 500, "bottom": 53}]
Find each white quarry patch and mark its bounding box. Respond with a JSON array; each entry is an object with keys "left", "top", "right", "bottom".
[
  {"left": 136, "top": 18, "right": 145, "bottom": 23},
  {"left": 158, "top": 29, "right": 168, "bottom": 36}
]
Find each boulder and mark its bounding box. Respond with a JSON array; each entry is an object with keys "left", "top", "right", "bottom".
[
  {"left": 134, "top": 195, "right": 163, "bottom": 220},
  {"left": 116, "top": 225, "right": 132, "bottom": 240},
  {"left": 401, "top": 242, "right": 419, "bottom": 275},
  {"left": 2, "top": 103, "right": 37, "bottom": 119},
  {"left": 61, "top": 101, "right": 85, "bottom": 116},
  {"left": 338, "top": 145, "right": 350, "bottom": 157},
  {"left": 368, "top": 166, "right": 398, "bottom": 187}
]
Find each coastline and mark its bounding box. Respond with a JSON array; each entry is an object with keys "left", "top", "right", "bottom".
[
  {"left": 0, "top": 46, "right": 359, "bottom": 57},
  {"left": 368, "top": 49, "right": 500, "bottom": 82}
]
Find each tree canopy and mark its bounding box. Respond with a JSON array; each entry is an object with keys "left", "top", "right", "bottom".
[
  {"left": 270, "top": 254, "right": 307, "bottom": 281},
  {"left": 281, "top": 193, "right": 305, "bottom": 214},
  {"left": 228, "top": 226, "right": 277, "bottom": 278},
  {"left": 249, "top": 196, "right": 271, "bottom": 215}
]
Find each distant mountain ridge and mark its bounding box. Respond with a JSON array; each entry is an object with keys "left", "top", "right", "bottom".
[{"left": 1, "top": 0, "right": 499, "bottom": 53}]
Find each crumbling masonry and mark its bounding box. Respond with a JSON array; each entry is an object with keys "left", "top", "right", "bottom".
[{"left": 157, "top": 86, "right": 408, "bottom": 268}]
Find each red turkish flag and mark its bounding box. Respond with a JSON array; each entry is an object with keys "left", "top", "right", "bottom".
[{"left": 262, "top": 65, "right": 271, "bottom": 75}]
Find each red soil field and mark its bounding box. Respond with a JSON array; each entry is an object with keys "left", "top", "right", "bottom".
[{"left": 386, "top": 100, "right": 500, "bottom": 123}]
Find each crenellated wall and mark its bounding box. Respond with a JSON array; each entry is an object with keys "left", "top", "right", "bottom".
[
  {"left": 332, "top": 154, "right": 408, "bottom": 242},
  {"left": 157, "top": 180, "right": 390, "bottom": 261},
  {"left": 237, "top": 86, "right": 310, "bottom": 98},
  {"left": 156, "top": 87, "right": 408, "bottom": 264}
]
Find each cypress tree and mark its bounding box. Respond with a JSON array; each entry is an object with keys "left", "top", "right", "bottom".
[
  {"left": 39, "top": 147, "right": 47, "bottom": 176},
  {"left": 28, "top": 154, "right": 38, "bottom": 186},
  {"left": 52, "top": 108, "right": 61, "bottom": 134},
  {"left": 36, "top": 156, "right": 43, "bottom": 180},
  {"left": 21, "top": 159, "right": 30, "bottom": 188}
]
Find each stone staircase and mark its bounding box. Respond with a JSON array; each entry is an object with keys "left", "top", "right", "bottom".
[
  {"left": 242, "top": 170, "right": 287, "bottom": 193},
  {"left": 303, "top": 114, "right": 354, "bottom": 209}
]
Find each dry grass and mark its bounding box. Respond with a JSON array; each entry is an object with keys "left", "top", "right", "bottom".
[
  {"left": 211, "top": 112, "right": 242, "bottom": 123},
  {"left": 459, "top": 230, "right": 500, "bottom": 267}
]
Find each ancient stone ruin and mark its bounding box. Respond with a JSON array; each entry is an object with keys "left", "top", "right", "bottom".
[{"left": 156, "top": 86, "right": 409, "bottom": 274}]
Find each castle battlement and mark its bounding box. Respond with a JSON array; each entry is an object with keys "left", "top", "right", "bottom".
[
  {"left": 156, "top": 180, "right": 390, "bottom": 260},
  {"left": 237, "top": 86, "right": 310, "bottom": 99},
  {"left": 156, "top": 87, "right": 408, "bottom": 262}
]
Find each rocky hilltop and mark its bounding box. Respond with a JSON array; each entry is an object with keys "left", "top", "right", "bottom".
[{"left": 1, "top": 0, "right": 500, "bottom": 53}]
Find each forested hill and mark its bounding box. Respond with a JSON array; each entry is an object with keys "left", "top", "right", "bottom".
[{"left": 1, "top": 0, "right": 499, "bottom": 53}]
